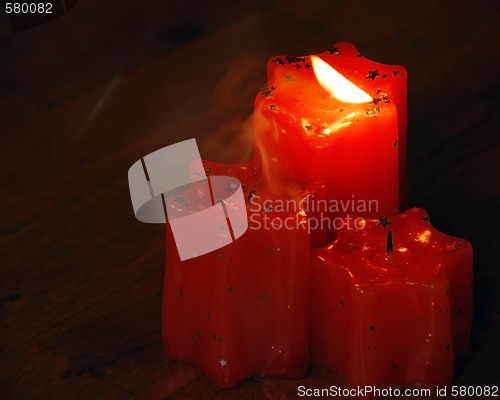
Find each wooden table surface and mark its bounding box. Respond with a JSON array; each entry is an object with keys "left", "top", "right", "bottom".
[{"left": 1, "top": 1, "right": 499, "bottom": 399}]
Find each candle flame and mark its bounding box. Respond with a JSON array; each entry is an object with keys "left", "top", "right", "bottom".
[{"left": 311, "top": 56, "right": 372, "bottom": 103}]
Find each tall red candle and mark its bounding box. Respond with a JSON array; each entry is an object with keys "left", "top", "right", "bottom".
[
  {"left": 310, "top": 208, "right": 473, "bottom": 391},
  {"left": 254, "top": 42, "right": 406, "bottom": 246}
]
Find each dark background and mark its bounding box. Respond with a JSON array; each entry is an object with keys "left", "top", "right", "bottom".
[{"left": 1, "top": 1, "right": 498, "bottom": 398}]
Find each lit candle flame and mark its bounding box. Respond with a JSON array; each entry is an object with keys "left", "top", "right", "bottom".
[{"left": 311, "top": 56, "right": 372, "bottom": 104}]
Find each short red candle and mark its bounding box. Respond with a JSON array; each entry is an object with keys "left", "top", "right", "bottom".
[
  {"left": 254, "top": 42, "right": 406, "bottom": 246},
  {"left": 310, "top": 208, "right": 473, "bottom": 391},
  {"left": 162, "top": 159, "right": 310, "bottom": 388}
]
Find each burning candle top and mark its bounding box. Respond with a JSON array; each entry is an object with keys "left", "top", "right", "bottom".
[{"left": 254, "top": 42, "right": 407, "bottom": 215}]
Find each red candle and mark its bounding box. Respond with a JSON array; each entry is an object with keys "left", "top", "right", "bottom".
[
  {"left": 310, "top": 208, "right": 473, "bottom": 391},
  {"left": 162, "top": 159, "right": 310, "bottom": 388},
  {"left": 254, "top": 42, "right": 406, "bottom": 247}
]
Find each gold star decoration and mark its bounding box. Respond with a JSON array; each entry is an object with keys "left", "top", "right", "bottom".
[
  {"left": 422, "top": 216, "right": 429, "bottom": 222},
  {"left": 367, "top": 69, "right": 380, "bottom": 80},
  {"left": 260, "top": 86, "right": 276, "bottom": 98},
  {"left": 328, "top": 46, "right": 341, "bottom": 55},
  {"left": 373, "top": 90, "right": 390, "bottom": 105},
  {"left": 264, "top": 203, "right": 274, "bottom": 214},
  {"left": 285, "top": 74, "right": 296, "bottom": 82},
  {"left": 377, "top": 217, "right": 392, "bottom": 229},
  {"left": 212, "top": 334, "right": 224, "bottom": 343},
  {"left": 284, "top": 55, "right": 306, "bottom": 64},
  {"left": 446, "top": 241, "right": 461, "bottom": 251},
  {"left": 366, "top": 106, "right": 383, "bottom": 116},
  {"left": 219, "top": 359, "right": 228, "bottom": 367}
]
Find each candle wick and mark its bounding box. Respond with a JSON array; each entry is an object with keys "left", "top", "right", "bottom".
[{"left": 387, "top": 230, "right": 393, "bottom": 254}]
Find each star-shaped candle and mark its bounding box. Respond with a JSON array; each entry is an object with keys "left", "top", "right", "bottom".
[
  {"left": 310, "top": 208, "right": 473, "bottom": 391},
  {"left": 163, "top": 159, "right": 310, "bottom": 388}
]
